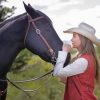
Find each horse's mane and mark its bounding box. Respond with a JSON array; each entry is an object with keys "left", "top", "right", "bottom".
[
  {"left": 0, "top": 13, "right": 27, "bottom": 28},
  {"left": 0, "top": 8, "right": 52, "bottom": 28},
  {"left": 0, "top": 13, "right": 27, "bottom": 35}
]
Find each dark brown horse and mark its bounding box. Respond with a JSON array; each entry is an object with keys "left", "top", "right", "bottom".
[{"left": 0, "top": 3, "right": 70, "bottom": 100}]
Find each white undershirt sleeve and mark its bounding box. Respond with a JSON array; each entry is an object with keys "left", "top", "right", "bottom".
[{"left": 53, "top": 51, "right": 88, "bottom": 77}]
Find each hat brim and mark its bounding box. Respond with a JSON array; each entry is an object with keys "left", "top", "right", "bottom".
[{"left": 63, "top": 28, "right": 100, "bottom": 47}]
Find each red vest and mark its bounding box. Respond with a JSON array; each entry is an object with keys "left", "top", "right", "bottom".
[{"left": 64, "top": 54, "right": 98, "bottom": 100}]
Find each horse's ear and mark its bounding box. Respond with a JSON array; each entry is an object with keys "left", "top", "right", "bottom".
[
  {"left": 23, "top": 2, "right": 40, "bottom": 18},
  {"left": 28, "top": 3, "right": 32, "bottom": 8}
]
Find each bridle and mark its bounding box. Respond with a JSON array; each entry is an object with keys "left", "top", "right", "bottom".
[
  {"left": 24, "top": 14, "right": 57, "bottom": 63},
  {"left": 0, "top": 14, "right": 58, "bottom": 97}
]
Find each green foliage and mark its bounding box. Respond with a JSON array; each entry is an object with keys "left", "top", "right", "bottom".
[
  {"left": 96, "top": 46, "right": 100, "bottom": 58},
  {"left": 11, "top": 49, "right": 34, "bottom": 72},
  {"left": 95, "top": 86, "right": 100, "bottom": 100},
  {"left": 7, "top": 56, "right": 64, "bottom": 100},
  {"left": 0, "top": 0, "right": 16, "bottom": 21}
]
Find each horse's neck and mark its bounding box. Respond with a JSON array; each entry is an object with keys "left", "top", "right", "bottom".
[{"left": 0, "top": 14, "right": 28, "bottom": 72}]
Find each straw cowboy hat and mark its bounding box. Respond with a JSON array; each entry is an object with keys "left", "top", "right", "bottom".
[{"left": 63, "top": 22, "right": 100, "bottom": 46}]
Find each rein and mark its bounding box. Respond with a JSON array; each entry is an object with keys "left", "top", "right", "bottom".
[
  {"left": 12, "top": 70, "right": 53, "bottom": 83},
  {"left": 0, "top": 70, "right": 53, "bottom": 97}
]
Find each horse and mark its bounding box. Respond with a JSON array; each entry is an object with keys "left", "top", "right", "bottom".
[{"left": 0, "top": 2, "right": 70, "bottom": 100}]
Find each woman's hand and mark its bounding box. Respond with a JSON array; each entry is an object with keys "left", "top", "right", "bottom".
[{"left": 62, "top": 43, "right": 72, "bottom": 52}]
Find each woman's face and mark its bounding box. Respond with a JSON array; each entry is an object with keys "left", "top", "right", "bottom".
[{"left": 71, "top": 33, "right": 82, "bottom": 51}]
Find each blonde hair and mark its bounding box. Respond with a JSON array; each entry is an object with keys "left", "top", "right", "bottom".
[{"left": 78, "top": 34, "right": 99, "bottom": 83}]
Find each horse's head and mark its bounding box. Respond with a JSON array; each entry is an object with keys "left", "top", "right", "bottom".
[{"left": 23, "top": 3, "right": 70, "bottom": 65}]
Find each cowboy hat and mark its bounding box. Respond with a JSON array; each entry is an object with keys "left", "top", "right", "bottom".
[{"left": 63, "top": 22, "right": 100, "bottom": 46}]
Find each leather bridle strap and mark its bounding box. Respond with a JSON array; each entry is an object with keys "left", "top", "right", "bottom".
[{"left": 24, "top": 15, "right": 57, "bottom": 62}]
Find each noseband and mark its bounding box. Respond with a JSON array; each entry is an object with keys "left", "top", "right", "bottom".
[{"left": 24, "top": 14, "right": 57, "bottom": 63}]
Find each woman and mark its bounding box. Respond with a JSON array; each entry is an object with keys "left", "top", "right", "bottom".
[{"left": 53, "top": 22, "right": 100, "bottom": 100}]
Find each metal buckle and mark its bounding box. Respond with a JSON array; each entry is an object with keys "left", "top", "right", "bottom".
[{"left": 36, "top": 29, "right": 40, "bottom": 34}]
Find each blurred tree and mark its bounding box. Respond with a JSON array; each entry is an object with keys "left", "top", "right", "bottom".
[
  {"left": 11, "top": 49, "right": 34, "bottom": 72},
  {"left": 96, "top": 46, "right": 100, "bottom": 58},
  {"left": 0, "top": 0, "right": 16, "bottom": 21}
]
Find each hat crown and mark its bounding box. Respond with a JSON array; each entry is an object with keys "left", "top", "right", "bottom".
[{"left": 79, "top": 22, "right": 96, "bottom": 35}]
